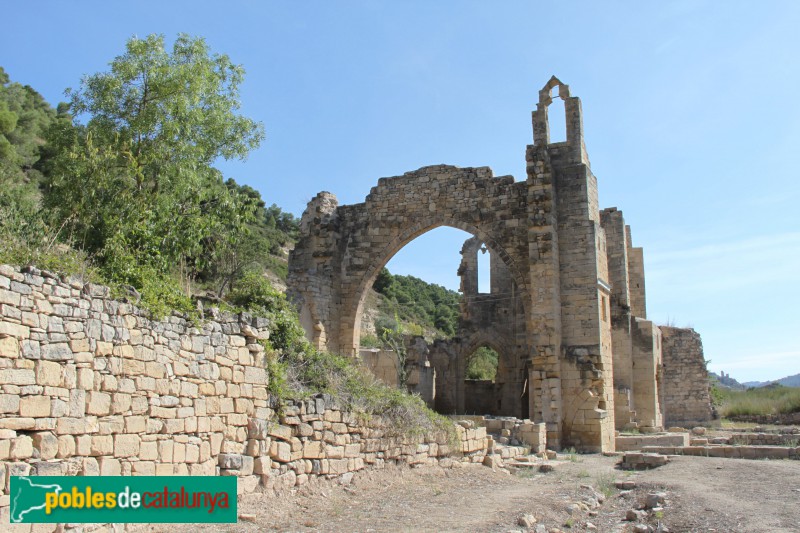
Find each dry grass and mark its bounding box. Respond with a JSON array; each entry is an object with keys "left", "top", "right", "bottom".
[{"left": 718, "top": 385, "right": 800, "bottom": 417}]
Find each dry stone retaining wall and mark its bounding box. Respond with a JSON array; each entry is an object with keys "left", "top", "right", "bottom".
[
  {"left": 713, "top": 432, "right": 800, "bottom": 446},
  {"left": 725, "top": 413, "right": 800, "bottom": 425},
  {"left": 615, "top": 433, "right": 690, "bottom": 452},
  {"left": 0, "top": 264, "right": 484, "bottom": 529}
]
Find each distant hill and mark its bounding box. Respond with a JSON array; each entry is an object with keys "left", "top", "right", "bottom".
[
  {"left": 710, "top": 372, "right": 748, "bottom": 390},
  {"left": 742, "top": 373, "right": 800, "bottom": 389}
]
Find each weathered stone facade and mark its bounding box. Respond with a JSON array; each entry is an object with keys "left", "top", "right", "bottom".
[
  {"left": 288, "top": 77, "right": 713, "bottom": 452},
  {"left": 660, "top": 326, "right": 714, "bottom": 427},
  {"left": 0, "top": 264, "right": 491, "bottom": 529}
]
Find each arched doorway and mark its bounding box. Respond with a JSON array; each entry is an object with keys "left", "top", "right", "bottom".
[{"left": 462, "top": 344, "right": 499, "bottom": 415}]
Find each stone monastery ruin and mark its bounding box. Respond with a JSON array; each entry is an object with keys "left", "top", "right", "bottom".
[{"left": 288, "top": 77, "right": 713, "bottom": 452}]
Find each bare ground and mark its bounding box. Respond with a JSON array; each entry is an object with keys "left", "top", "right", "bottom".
[{"left": 137, "top": 453, "right": 800, "bottom": 533}]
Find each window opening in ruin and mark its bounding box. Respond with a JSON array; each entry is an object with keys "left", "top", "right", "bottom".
[
  {"left": 478, "top": 244, "right": 490, "bottom": 293},
  {"left": 548, "top": 86, "right": 567, "bottom": 143},
  {"left": 465, "top": 346, "right": 499, "bottom": 381}
]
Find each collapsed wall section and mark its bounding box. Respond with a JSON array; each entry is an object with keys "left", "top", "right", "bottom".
[{"left": 660, "top": 326, "right": 713, "bottom": 427}]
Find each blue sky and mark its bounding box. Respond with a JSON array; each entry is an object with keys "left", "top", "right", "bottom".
[{"left": 3, "top": 1, "right": 798, "bottom": 382}]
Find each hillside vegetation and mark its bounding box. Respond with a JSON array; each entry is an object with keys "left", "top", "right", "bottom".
[
  {"left": 371, "top": 268, "right": 460, "bottom": 338},
  {"left": 366, "top": 269, "right": 497, "bottom": 380}
]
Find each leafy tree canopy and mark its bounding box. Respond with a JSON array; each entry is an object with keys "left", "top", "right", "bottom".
[
  {"left": 44, "top": 34, "right": 266, "bottom": 286},
  {"left": 0, "top": 66, "right": 63, "bottom": 174},
  {"left": 0, "top": 66, "right": 68, "bottom": 246}
]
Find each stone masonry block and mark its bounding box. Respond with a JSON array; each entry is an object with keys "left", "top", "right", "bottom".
[
  {"left": 270, "top": 441, "right": 291, "bottom": 463},
  {"left": 32, "top": 431, "right": 59, "bottom": 460},
  {"left": 86, "top": 391, "right": 112, "bottom": 416},
  {"left": 19, "top": 395, "right": 51, "bottom": 417},
  {"left": 0, "top": 336, "right": 19, "bottom": 358},
  {"left": 113, "top": 434, "right": 141, "bottom": 457},
  {"left": 35, "top": 360, "right": 62, "bottom": 387}
]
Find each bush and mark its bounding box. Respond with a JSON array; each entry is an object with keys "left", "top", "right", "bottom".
[
  {"left": 295, "top": 349, "right": 455, "bottom": 441},
  {"left": 257, "top": 334, "right": 456, "bottom": 444},
  {"left": 359, "top": 334, "right": 381, "bottom": 348},
  {"left": 228, "top": 271, "right": 307, "bottom": 356},
  {"left": 226, "top": 290, "right": 457, "bottom": 444}
]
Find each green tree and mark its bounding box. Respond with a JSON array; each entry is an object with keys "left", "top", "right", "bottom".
[
  {"left": 373, "top": 267, "right": 393, "bottom": 293},
  {"left": 466, "top": 346, "right": 499, "bottom": 381},
  {"left": 376, "top": 313, "right": 410, "bottom": 388},
  {"left": 0, "top": 67, "right": 68, "bottom": 256},
  {"left": 197, "top": 179, "right": 271, "bottom": 298},
  {"left": 44, "top": 34, "right": 265, "bottom": 291},
  {"left": 0, "top": 66, "right": 61, "bottom": 176}
]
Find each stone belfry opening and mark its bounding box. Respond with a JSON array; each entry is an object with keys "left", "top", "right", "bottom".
[{"left": 287, "top": 76, "right": 712, "bottom": 452}]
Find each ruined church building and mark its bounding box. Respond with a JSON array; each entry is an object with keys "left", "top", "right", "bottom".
[{"left": 288, "top": 77, "right": 712, "bottom": 452}]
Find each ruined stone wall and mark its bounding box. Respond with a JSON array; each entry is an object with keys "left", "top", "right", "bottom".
[
  {"left": 626, "top": 226, "right": 647, "bottom": 320},
  {"left": 455, "top": 237, "right": 528, "bottom": 418},
  {"left": 288, "top": 76, "right": 709, "bottom": 452},
  {"left": 631, "top": 319, "right": 663, "bottom": 429},
  {"left": 660, "top": 326, "right": 713, "bottom": 427},
  {"left": 358, "top": 348, "right": 399, "bottom": 387},
  {"left": 534, "top": 80, "right": 614, "bottom": 452},
  {"left": 289, "top": 166, "right": 533, "bottom": 357},
  {"left": 601, "top": 209, "right": 634, "bottom": 429},
  {"left": 0, "top": 265, "right": 486, "bottom": 527}
]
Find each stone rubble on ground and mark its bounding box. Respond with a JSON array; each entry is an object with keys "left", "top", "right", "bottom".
[{"left": 517, "top": 513, "right": 537, "bottom": 528}]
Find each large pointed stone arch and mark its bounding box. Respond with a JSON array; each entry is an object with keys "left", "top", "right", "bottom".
[{"left": 348, "top": 212, "right": 530, "bottom": 355}]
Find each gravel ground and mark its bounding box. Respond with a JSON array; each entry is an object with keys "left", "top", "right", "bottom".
[{"left": 137, "top": 453, "right": 800, "bottom": 532}]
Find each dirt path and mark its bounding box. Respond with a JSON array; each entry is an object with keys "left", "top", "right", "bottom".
[
  {"left": 633, "top": 455, "right": 800, "bottom": 532},
  {"left": 140, "top": 455, "right": 800, "bottom": 532}
]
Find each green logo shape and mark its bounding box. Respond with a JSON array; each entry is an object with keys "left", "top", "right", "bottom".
[{"left": 10, "top": 476, "right": 237, "bottom": 523}]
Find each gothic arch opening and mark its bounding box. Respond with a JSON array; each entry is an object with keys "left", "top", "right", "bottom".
[
  {"left": 466, "top": 345, "right": 499, "bottom": 381},
  {"left": 477, "top": 244, "right": 491, "bottom": 293},
  {"left": 349, "top": 219, "right": 528, "bottom": 355},
  {"left": 358, "top": 226, "right": 470, "bottom": 349},
  {"left": 345, "top": 221, "right": 531, "bottom": 419}
]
